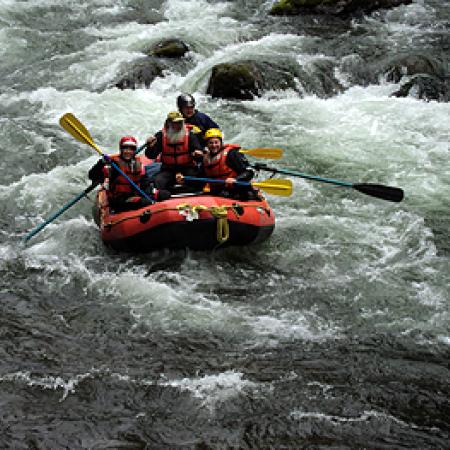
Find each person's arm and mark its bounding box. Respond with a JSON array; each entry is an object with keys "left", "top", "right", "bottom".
[
  {"left": 88, "top": 158, "right": 106, "bottom": 183},
  {"left": 188, "top": 132, "right": 204, "bottom": 161},
  {"left": 145, "top": 131, "right": 163, "bottom": 159},
  {"left": 226, "top": 150, "right": 254, "bottom": 182}
]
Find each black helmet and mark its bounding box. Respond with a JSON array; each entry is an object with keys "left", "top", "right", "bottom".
[{"left": 177, "top": 93, "right": 195, "bottom": 110}]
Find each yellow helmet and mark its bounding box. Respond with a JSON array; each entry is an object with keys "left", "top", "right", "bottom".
[{"left": 204, "top": 128, "right": 223, "bottom": 141}]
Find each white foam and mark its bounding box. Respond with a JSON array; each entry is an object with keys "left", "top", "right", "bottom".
[
  {"left": 162, "top": 370, "right": 258, "bottom": 412},
  {"left": 0, "top": 370, "right": 98, "bottom": 401},
  {"left": 290, "top": 409, "right": 414, "bottom": 428}
]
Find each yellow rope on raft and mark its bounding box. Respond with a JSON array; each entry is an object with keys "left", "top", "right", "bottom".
[
  {"left": 176, "top": 204, "right": 232, "bottom": 244},
  {"left": 103, "top": 202, "right": 269, "bottom": 245}
]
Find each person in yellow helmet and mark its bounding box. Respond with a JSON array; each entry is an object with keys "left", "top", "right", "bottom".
[
  {"left": 145, "top": 111, "right": 204, "bottom": 192},
  {"left": 178, "top": 128, "right": 257, "bottom": 200}
]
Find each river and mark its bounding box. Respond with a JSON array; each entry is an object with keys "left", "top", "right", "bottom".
[{"left": 0, "top": 0, "right": 449, "bottom": 448}]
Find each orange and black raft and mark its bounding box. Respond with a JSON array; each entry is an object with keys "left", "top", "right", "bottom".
[{"left": 92, "top": 188, "right": 275, "bottom": 252}]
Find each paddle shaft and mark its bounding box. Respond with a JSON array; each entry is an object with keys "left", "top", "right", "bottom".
[
  {"left": 183, "top": 176, "right": 253, "bottom": 188},
  {"left": 252, "top": 163, "right": 352, "bottom": 187},
  {"left": 102, "top": 155, "right": 152, "bottom": 202},
  {"left": 252, "top": 163, "right": 404, "bottom": 202},
  {"left": 23, "top": 183, "right": 98, "bottom": 242}
]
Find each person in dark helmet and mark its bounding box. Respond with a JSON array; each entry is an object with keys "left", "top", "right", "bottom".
[
  {"left": 145, "top": 111, "right": 204, "bottom": 192},
  {"left": 88, "top": 136, "right": 169, "bottom": 212},
  {"left": 176, "top": 93, "right": 220, "bottom": 146}
]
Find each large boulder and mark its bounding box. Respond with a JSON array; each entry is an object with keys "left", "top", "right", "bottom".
[
  {"left": 206, "top": 59, "right": 343, "bottom": 100},
  {"left": 270, "top": 0, "right": 412, "bottom": 16},
  {"left": 206, "top": 62, "right": 263, "bottom": 100}
]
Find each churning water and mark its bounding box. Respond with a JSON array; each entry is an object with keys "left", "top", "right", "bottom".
[{"left": 0, "top": 0, "right": 449, "bottom": 448}]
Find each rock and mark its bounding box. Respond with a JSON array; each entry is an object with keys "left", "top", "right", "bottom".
[
  {"left": 391, "top": 74, "right": 449, "bottom": 102},
  {"left": 299, "top": 58, "right": 344, "bottom": 97},
  {"left": 206, "top": 59, "right": 343, "bottom": 100},
  {"left": 207, "top": 62, "right": 263, "bottom": 100},
  {"left": 114, "top": 39, "right": 190, "bottom": 90},
  {"left": 149, "top": 39, "right": 189, "bottom": 58},
  {"left": 115, "top": 57, "right": 166, "bottom": 90},
  {"left": 383, "top": 54, "right": 446, "bottom": 83},
  {"left": 270, "top": 0, "right": 412, "bottom": 16}
]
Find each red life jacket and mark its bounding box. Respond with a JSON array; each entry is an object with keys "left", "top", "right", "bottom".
[
  {"left": 203, "top": 144, "right": 240, "bottom": 179},
  {"left": 161, "top": 127, "right": 193, "bottom": 167},
  {"left": 104, "top": 154, "right": 144, "bottom": 197}
]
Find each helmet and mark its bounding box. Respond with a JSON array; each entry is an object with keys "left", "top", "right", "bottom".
[
  {"left": 166, "top": 111, "right": 184, "bottom": 123},
  {"left": 119, "top": 136, "right": 138, "bottom": 150},
  {"left": 177, "top": 93, "right": 195, "bottom": 110},
  {"left": 204, "top": 128, "right": 223, "bottom": 141}
]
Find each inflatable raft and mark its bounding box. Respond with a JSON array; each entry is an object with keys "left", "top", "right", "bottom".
[{"left": 93, "top": 187, "right": 275, "bottom": 252}]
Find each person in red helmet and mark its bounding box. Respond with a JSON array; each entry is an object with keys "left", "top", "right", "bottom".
[{"left": 88, "top": 135, "right": 170, "bottom": 212}]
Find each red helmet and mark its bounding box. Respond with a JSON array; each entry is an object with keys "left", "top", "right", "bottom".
[{"left": 119, "top": 136, "right": 138, "bottom": 149}]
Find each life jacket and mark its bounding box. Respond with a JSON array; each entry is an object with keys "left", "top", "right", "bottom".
[
  {"left": 203, "top": 144, "right": 240, "bottom": 179},
  {"left": 160, "top": 127, "right": 193, "bottom": 167},
  {"left": 104, "top": 154, "right": 144, "bottom": 197}
]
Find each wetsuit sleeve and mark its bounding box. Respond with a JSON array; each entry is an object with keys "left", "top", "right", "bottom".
[
  {"left": 188, "top": 132, "right": 202, "bottom": 152},
  {"left": 145, "top": 131, "right": 163, "bottom": 159},
  {"left": 226, "top": 149, "right": 255, "bottom": 182},
  {"left": 88, "top": 158, "right": 106, "bottom": 183}
]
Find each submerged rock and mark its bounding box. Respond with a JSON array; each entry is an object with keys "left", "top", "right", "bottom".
[
  {"left": 391, "top": 74, "right": 449, "bottom": 102},
  {"left": 115, "top": 57, "right": 166, "bottom": 90},
  {"left": 270, "top": 0, "right": 412, "bottom": 16},
  {"left": 382, "top": 54, "right": 447, "bottom": 83}
]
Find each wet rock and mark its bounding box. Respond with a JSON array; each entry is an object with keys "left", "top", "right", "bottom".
[
  {"left": 382, "top": 54, "right": 447, "bottom": 83},
  {"left": 207, "top": 62, "right": 263, "bottom": 100},
  {"left": 270, "top": 0, "right": 412, "bottom": 16},
  {"left": 206, "top": 59, "right": 343, "bottom": 100},
  {"left": 115, "top": 57, "right": 166, "bottom": 90},
  {"left": 391, "top": 74, "right": 449, "bottom": 102},
  {"left": 114, "top": 39, "right": 189, "bottom": 90},
  {"left": 299, "top": 58, "right": 344, "bottom": 97},
  {"left": 149, "top": 39, "right": 189, "bottom": 58},
  {"left": 338, "top": 54, "right": 376, "bottom": 86}
]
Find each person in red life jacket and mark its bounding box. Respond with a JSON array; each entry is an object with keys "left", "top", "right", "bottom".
[
  {"left": 88, "top": 136, "right": 170, "bottom": 212},
  {"left": 145, "top": 111, "right": 204, "bottom": 191},
  {"left": 177, "top": 128, "right": 258, "bottom": 200},
  {"left": 176, "top": 94, "right": 220, "bottom": 147}
]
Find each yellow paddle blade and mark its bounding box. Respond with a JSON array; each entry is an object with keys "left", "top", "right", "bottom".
[
  {"left": 239, "top": 148, "right": 284, "bottom": 159},
  {"left": 252, "top": 178, "right": 293, "bottom": 196},
  {"left": 59, "top": 113, "right": 102, "bottom": 156}
]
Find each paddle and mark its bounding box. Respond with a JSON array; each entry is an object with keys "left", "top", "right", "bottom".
[
  {"left": 252, "top": 163, "right": 404, "bottom": 203},
  {"left": 23, "top": 182, "right": 99, "bottom": 242},
  {"left": 137, "top": 143, "right": 282, "bottom": 160},
  {"left": 239, "top": 148, "right": 283, "bottom": 159},
  {"left": 59, "top": 113, "right": 153, "bottom": 202},
  {"left": 183, "top": 176, "right": 292, "bottom": 197},
  {"left": 23, "top": 141, "right": 149, "bottom": 243}
]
